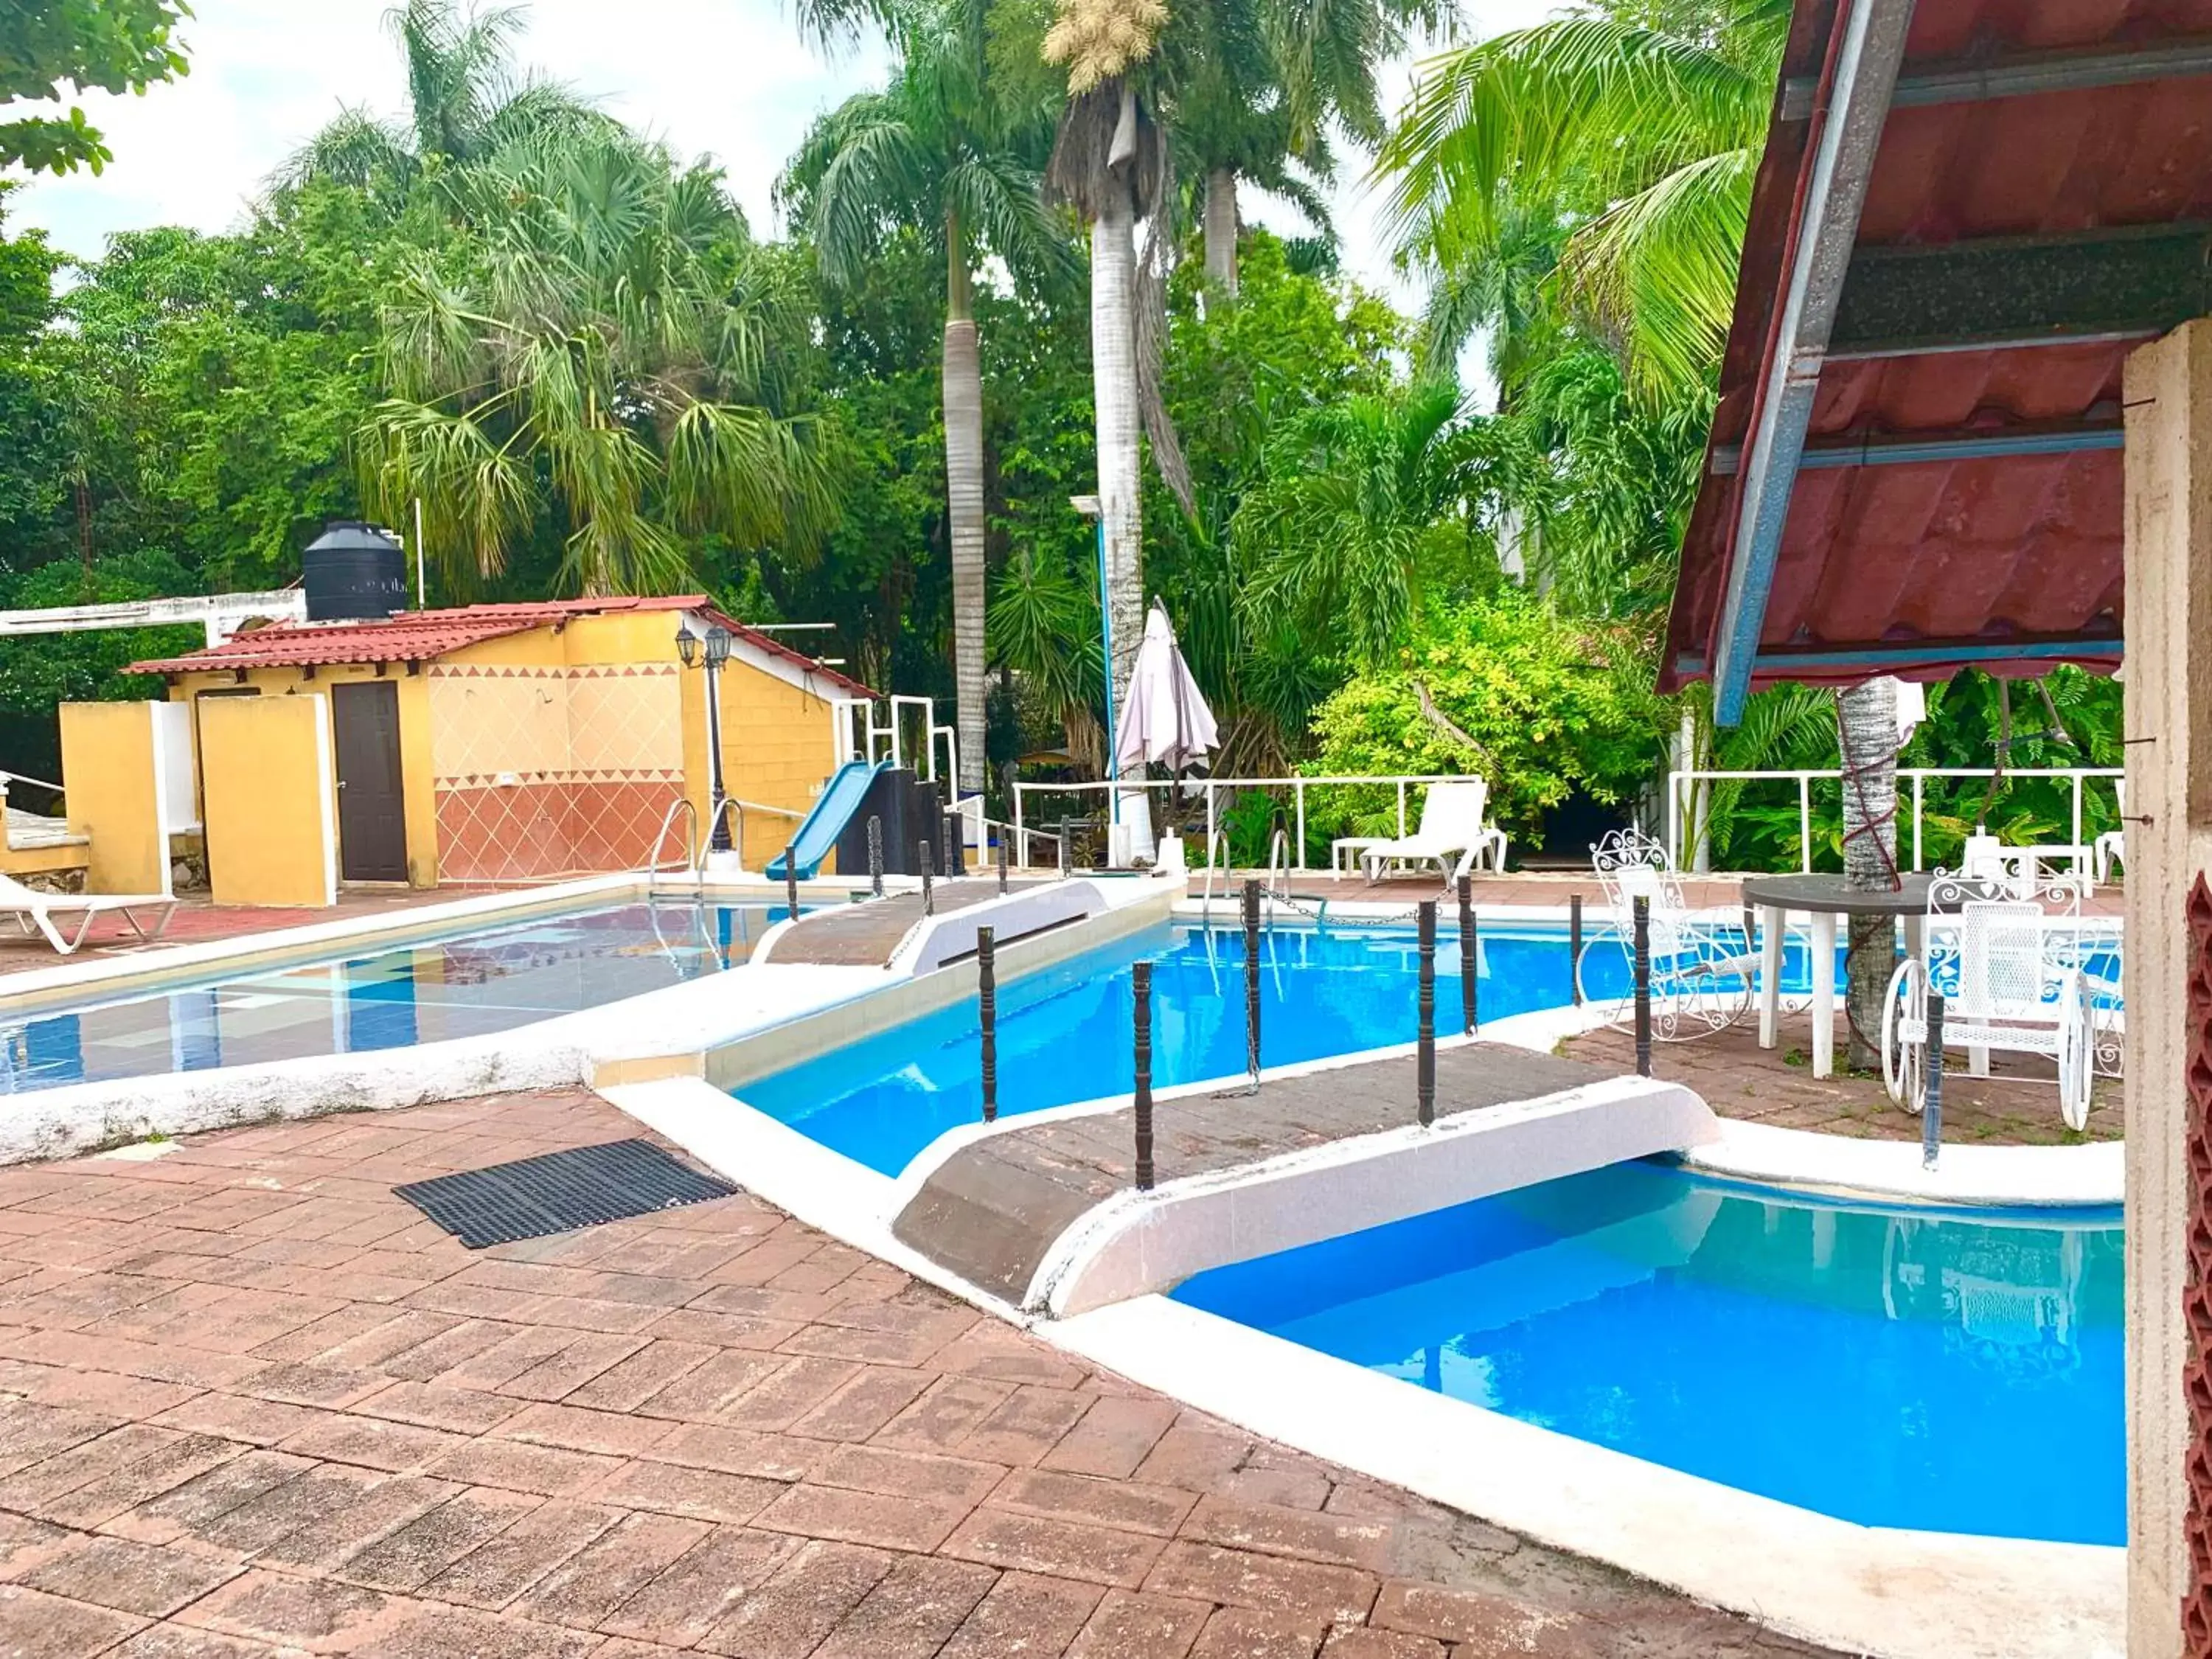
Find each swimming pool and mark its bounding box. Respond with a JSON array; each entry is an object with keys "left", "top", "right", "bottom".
[
  {"left": 0, "top": 900, "right": 796, "bottom": 1094},
  {"left": 1172, "top": 1161, "right": 2122, "bottom": 1545},
  {"left": 738, "top": 919, "right": 1832, "bottom": 1176}
]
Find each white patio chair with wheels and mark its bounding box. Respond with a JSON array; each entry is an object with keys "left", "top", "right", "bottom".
[
  {"left": 1360, "top": 779, "right": 1507, "bottom": 883},
  {"left": 0, "top": 872, "right": 177, "bottom": 956},
  {"left": 1880, "top": 869, "right": 2098, "bottom": 1130},
  {"left": 1575, "top": 828, "right": 1762, "bottom": 1040}
]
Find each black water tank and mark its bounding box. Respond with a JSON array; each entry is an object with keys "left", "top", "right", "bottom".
[{"left": 302, "top": 522, "right": 406, "bottom": 621}]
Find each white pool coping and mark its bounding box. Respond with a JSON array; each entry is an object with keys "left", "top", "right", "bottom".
[{"left": 1046, "top": 1295, "right": 2122, "bottom": 1659}]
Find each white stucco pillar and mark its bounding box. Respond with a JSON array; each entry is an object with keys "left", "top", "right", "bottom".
[{"left": 2123, "top": 317, "right": 2212, "bottom": 1659}]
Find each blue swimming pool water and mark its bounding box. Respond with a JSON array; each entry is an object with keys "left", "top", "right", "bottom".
[
  {"left": 738, "top": 919, "right": 1832, "bottom": 1177},
  {"left": 0, "top": 900, "right": 797, "bottom": 1093},
  {"left": 1173, "top": 1161, "right": 2123, "bottom": 1544}
]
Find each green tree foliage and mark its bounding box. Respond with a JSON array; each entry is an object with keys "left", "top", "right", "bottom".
[
  {"left": 0, "top": 549, "right": 198, "bottom": 716},
  {"left": 0, "top": 0, "right": 189, "bottom": 175},
  {"left": 1304, "top": 590, "right": 1672, "bottom": 841}
]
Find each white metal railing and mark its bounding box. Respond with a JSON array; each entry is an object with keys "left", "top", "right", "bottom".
[
  {"left": 1012, "top": 773, "right": 1467, "bottom": 873},
  {"left": 1665, "top": 766, "right": 2126, "bottom": 875}
]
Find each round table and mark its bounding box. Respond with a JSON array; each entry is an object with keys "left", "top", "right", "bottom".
[{"left": 1739, "top": 873, "right": 1947, "bottom": 1079}]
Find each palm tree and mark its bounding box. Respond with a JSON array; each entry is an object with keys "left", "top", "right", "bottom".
[
  {"left": 1377, "top": 0, "right": 1782, "bottom": 394},
  {"left": 1234, "top": 380, "right": 1524, "bottom": 667},
  {"left": 1380, "top": 0, "right": 1905, "bottom": 1036},
  {"left": 1041, "top": 0, "right": 1171, "bottom": 721},
  {"left": 362, "top": 128, "right": 835, "bottom": 595},
  {"left": 782, "top": 0, "right": 1071, "bottom": 796},
  {"left": 278, "top": 0, "right": 600, "bottom": 205}
]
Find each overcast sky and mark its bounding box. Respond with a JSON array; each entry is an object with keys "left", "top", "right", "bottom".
[{"left": 8, "top": 0, "right": 1557, "bottom": 312}]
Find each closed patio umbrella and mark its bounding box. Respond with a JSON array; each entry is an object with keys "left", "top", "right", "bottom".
[
  {"left": 1116, "top": 599, "right": 1219, "bottom": 775},
  {"left": 1111, "top": 601, "right": 1217, "bottom": 867}
]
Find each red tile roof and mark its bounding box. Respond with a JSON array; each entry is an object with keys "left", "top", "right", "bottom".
[
  {"left": 1664, "top": 0, "right": 2212, "bottom": 698},
  {"left": 128, "top": 594, "right": 872, "bottom": 697}
]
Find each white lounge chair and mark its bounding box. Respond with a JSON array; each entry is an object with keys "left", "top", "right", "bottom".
[
  {"left": 1360, "top": 779, "right": 1507, "bottom": 883},
  {"left": 0, "top": 872, "right": 176, "bottom": 956}
]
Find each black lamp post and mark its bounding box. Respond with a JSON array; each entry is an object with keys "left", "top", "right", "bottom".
[{"left": 678, "top": 623, "right": 737, "bottom": 853}]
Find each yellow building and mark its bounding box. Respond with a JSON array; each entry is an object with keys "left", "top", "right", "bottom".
[{"left": 129, "top": 596, "right": 868, "bottom": 892}]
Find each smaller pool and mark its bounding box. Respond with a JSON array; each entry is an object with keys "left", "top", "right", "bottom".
[
  {"left": 1172, "top": 1162, "right": 2122, "bottom": 1545},
  {"left": 0, "top": 900, "right": 798, "bottom": 1093}
]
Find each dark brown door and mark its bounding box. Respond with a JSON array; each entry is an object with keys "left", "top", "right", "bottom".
[{"left": 333, "top": 681, "right": 408, "bottom": 883}]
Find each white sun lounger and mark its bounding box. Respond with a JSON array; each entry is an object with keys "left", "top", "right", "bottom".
[
  {"left": 0, "top": 872, "right": 177, "bottom": 956},
  {"left": 1360, "top": 779, "right": 1507, "bottom": 883}
]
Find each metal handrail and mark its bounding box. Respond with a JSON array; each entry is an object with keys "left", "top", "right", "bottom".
[
  {"left": 647, "top": 798, "right": 699, "bottom": 894},
  {"left": 1013, "top": 772, "right": 1467, "bottom": 876},
  {"left": 1665, "top": 765, "right": 2126, "bottom": 875}
]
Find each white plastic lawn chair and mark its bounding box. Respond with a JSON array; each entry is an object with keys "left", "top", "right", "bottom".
[
  {"left": 1881, "top": 869, "right": 2098, "bottom": 1130},
  {"left": 0, "top": 872, "right": 176, "bottom": 956},
  {"left": 1360, "top": 779, "right": 1507, "bottom": 883},
  {"left": 1576, "top": 827, "right": 1762, "bottom": 1040}
]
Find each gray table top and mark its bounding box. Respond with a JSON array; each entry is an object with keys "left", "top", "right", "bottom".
[{"left": 1739, "top": 872, "right": 1946, "bottom": 917}]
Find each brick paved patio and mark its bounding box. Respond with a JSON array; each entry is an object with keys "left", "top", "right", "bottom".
[
  {"left": 1562, "top": 1019, "right": 2123, "bottom": 1144},
  {"left": 0, "top": 1088, "right": 1831, "bottom": 1658}
]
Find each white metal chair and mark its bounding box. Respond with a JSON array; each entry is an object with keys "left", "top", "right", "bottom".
[
  {"left": 0, "top": 872, "right": 176, "bottom": 956},
  {"left": 1880, "top": 869, "right": 2098, "bottom": 1130},
  {"left": 2094, "top": 782, "right": 2126, "bottom": 885},
  {"left": 1360, "top": 779, "right": 1507, "bottom": 883},
  {"left": 1576, "top": 828, "right": 1761, "bottom": 1040}
]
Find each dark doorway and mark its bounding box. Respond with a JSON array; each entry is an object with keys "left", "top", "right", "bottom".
[{"left": 333, "top": 681, "right": 408, "bottom": 883}]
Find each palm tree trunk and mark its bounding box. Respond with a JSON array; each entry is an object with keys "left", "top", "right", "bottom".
[
  {"left": 1838, "top": 675, "right": 1899, "bottom": 1071},
  {"left": 1092, "top": 172, "right": 1151, "bottom": 859},
  {"left": 942, "top": 212, "right": 987, "bottom": 799},
  {"left": 1203, "top": 167, "right": 1239, "bottom": 296}
]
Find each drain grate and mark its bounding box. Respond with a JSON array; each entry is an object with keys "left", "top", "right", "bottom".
[{"left": 394, "top": 1138, "right": 737, "bottom": 1249}]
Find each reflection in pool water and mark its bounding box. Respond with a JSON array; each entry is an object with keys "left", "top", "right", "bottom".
[
  {"left": 1173, "top": 1161, "right": 2121, "bottom": 1544},
  {"left": 0, "top": 901, "right": 794, "bottom": 1093}
]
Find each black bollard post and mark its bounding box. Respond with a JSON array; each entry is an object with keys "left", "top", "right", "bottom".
[
  {"left": 1457, "top": 874, "right": 1478, "bottom": 1035},
  {"left": 1632, "top": 894, "right": 1653, "bottom": 1077},
  {"left": 785, "top": 845, "right": 800, "bottom": 924},
  {"left": 996, "top": 827, "right": 1009, "bottom": 895},
  {"left": 1242, "top": 877, "right": 1262, "bottom": 1091},
  {"left": 867, "top": 814, "right": 884, "bottom": 899},
  {"left": 1057, "top": 827, "right": 1070, "bottom": 878},
  {"left": 978, "top": 926, "right": 998, "bottom": 1124},
  {"left": 1921, "top": 990, "right": 1947, "bottom": 1170},
  {"left": 1133, "top": 959, "right": 1155, "bottom": 1191},
  {"left": 920, "top": 841, "right": 934, "bottom": 916},
  {"left": 943, "top": 812, "right": 959, "bottom": 878},
  {"left": 1418, "top": 900, "right": 1437, "bottom": 1126},
  {"left": 1569, "top": 892, "right": 1585, "bottom": 1006}
]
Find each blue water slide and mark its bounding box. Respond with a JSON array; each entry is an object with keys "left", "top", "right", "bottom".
[{"left": 765, "top": 759, "right": 889, "bottom": 880}]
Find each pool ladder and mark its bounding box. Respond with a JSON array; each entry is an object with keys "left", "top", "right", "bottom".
[{"left": 646, "top": 797, "right": 745, "bottom": 895}]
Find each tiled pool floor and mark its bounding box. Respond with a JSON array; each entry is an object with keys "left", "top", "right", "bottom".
[{"left": 0, "top": 1090, "right": 1835, "bottom": 1657}]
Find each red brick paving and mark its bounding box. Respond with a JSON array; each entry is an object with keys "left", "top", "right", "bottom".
[
  {"left": 0, "top": 1089, "right": 1834, "bottom": 1657},
  {"left": 1562, "top": 1018, "right": 2124, "bottom": 1145}
]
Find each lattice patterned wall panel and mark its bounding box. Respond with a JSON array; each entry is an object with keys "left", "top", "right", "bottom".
[
  {"left": 426, "top": 661, "right": 684, "bottom": 881},
  {"left": 2182, "top": 872, "right": 2212, "bottom": 1656}
]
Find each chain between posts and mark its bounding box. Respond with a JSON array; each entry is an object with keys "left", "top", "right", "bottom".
[
  {"left": 1133, "top": 959, "right": 1155, "bottom": 1191},
  {"left": 1633, "top": 894, "right": 1652, "bottom": 1077},
  {"left": 978, "top": 926, "right": 997, "bottom": 1124},
  {"left": 1458, "top": 874, "right": 1478, "bottom": 1036},
  {"left": 1417, "top": 900, "right": 1437, "bottom": 1127}
]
